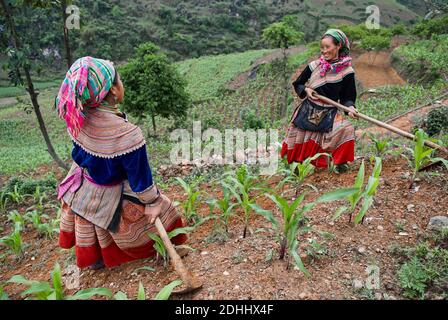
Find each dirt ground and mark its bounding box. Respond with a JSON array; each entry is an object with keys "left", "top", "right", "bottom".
[{"left": 1, "top": 154, "right": 447, "bottom": 300}]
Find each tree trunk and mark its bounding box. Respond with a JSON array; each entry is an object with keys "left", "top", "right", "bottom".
[
  {"left": 151, "top": 113, "right": 157, "bottom": 133},
  {"left": 281, "top": 47, "right": 289, "bottom": 118},
  {"left": 61, "top": 0, "right": 73, "bottom": 68},
  {"left": 1, "top": 0, "right": 69, "bottom": 171}
]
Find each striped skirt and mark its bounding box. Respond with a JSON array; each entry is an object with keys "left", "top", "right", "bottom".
[
  {"left": 281, "top": 111, "right": 355, "bottom": 167},
  {"left": 59, "top": 196, "right": 187, "bottom": 269}
]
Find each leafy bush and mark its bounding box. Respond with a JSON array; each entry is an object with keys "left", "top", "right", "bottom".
[{"left": 419, "top": 106, "right": 448, "bottom": 137}]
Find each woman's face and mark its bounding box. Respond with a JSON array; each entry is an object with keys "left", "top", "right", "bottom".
[
  {"left": 110, "top": 72, "right": 125, "bottom": 103},
  {"left": 320, "top": 36, "right": 342, "bottom": 61}
]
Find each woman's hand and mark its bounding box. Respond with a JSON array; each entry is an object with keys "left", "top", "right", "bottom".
[
  {"left": 144, "top": 196, "right": 163, "bottom": 224},
  {"left": 304, "top": 87, "right": 318, "bottom": 100},
  {"left": 347, "top": 106, "right": 359, "bottom": 119}
]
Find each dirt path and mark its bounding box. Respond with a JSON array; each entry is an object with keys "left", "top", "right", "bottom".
[{"left": 352, "top": 50, "right": 406, "bottom": 89}]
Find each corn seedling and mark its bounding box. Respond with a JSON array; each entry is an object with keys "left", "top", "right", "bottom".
[
  {"left": 6, "top": 185, "right": 24, "bottom": 205},
  {"left": 368, "top": 133, "right": 392, "bottom": 156},
  {"left": 175, "top": 177, "right": 201, "bottom": 225},
  {"left": 319, "top": 157, "right": 383, "bottom": 224},
  {"left": 148, "top": 226, "right": 195, "bottom": 266},
  {"left": 222, "top": 179, "right": 256, "bottom": 239},
  {"left": 8, "top": 262, "right": 113, "bottom": 300},
  {"left": 7, "top": 210, "right": 25, "bottom": 226},
  {"left": 24, "top": 210, "right": 60, "bottom": 239},
  {"left": 276, "top": 153, "right": 327, "bottom": 195},
  {"left": 0, "top": 222, "right": 24, "bottom": 255},
  {"left": 208, "top": 181, "right": 237, "bottom": 235},
  {"left": 154, "top": 279, "right": 183, "bottom": 300},
  {"left": 406, "top": 129, "right": 435, "bottom": 185},
  {"left": 252, "top": 188, "right": 355, "bottom": 274},
  {"left": 25, "top": 187, "right": 49, "bottom": 212},
  {"left": 0, "top": 190, "right": 9, "bottom": 214}
]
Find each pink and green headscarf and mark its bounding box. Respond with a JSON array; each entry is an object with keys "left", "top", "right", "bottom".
[
  {"left": 319, "top": 29, "right": 352, "bottom": 77},
  {"left": 55, "top": 56, "right": 115, "bottom": 138}
]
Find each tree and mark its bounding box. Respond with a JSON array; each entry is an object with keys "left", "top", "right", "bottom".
[
  {"left": 262, "top": 21, "right": 303, "bottom": 118},
  {"left": 359, "top": 34, "right": 391, "bottom": 65},
  {"left": 1, "top": 0, "right": 68, "bottom": 171},
  {"left": 119, "top": 42, "right": 191, "bottom": 135}
]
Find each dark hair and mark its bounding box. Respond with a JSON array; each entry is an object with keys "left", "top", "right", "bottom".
[{"left": 112, "top": 66, "right": 118, "bottom": 85}]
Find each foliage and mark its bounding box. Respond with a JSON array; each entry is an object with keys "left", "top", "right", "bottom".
[
  {"left": 8, "top": 263, "right": 112, "bottom": 300},
  {"left": 419, "top": 106, "right": 448, "bottom": 137},
  {"left": 147, "top": 226, "right": 195, "bottom": 266},
  {"left": 119, "top": 42, "right": 191, "bottom": 132},
  {"left": 321, "top": 157, "right": 383, "bottom": 224},
  {"left": 275, "top": 153, "right": 327, "bottom": 195},
  {"left": 24, "top": 210, "right": 59, "bottom": 239},
  {"left": 175, "top": 177, "right": 201, "bottom": 225},
  {"left": 0, "top": 222, "right": 24, "bottom": 255},
  {"left": 367, "top": 133, "right": 392, "bottom": 156},
  {"left": 222, "top": 165, "right": 265, "bottom": 238},
  {"left": 394, "top": 241, "right": 448, "bottom": 299},
  {"left": 254, "top": 187, "right": 356, "bottom": 274}
]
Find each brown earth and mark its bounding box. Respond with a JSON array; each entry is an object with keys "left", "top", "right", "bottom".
[{"left": 1, "top": 155, "right": 447, "bottom": 300}]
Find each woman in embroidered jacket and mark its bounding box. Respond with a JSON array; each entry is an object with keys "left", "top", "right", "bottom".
[
  {"left": 55, "top": 56, "right": 187, "bottom": 269},
  {"left": 281, "top": 29, "right": 359, "bottom": 170}
]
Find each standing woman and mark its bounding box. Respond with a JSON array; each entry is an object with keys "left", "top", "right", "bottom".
[
  {"left": 281, "top": 29, "right": 358, "bottom": 171},
  {"left": 55, "top": 56, "right": 187, "bottom": 269}
]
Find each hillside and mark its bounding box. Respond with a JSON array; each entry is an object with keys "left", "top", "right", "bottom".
[{"left": 0, "top": 0, "right": 425, "bottom": 66}]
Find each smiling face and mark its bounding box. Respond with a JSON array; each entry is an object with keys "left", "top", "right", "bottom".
[{"left": 320, "top": 36, "right": 342, "bottom": 61}]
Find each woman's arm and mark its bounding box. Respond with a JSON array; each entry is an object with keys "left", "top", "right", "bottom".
[
  {"left": 340, "top": 72, "right": 358, "bottom": 116},
  {"left": 292, "top": 65, "right": 312, "bottom": 99},
  {"left": 119, "top": 145, "right": 160, "bottom": 204}
]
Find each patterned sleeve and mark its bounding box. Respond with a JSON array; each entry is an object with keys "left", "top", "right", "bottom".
[
  {"left": 119, "top": 145, "right": 160, "bottom": 204},
  {"left": 292, "top": 64, "right": 312, "bottom": 99},
  {"left": 340, "top": 72, "right": 357, "bottom": 110}
]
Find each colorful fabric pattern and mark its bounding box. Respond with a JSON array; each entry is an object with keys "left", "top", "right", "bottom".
[
  {"left": 59, "top": 197, "right": 186, "bottom": 268},
  {"left": 319, "top": 28, "right": 352, "bottom": 77},
  {"left": 282, "top": 55, "right": 357, "bottom": 167},
  {"left": 70, "top": 106, "right": 146, "bottom": 159},
  {"left": 55, "top": 56, "right": 115, "bottom": 138}
]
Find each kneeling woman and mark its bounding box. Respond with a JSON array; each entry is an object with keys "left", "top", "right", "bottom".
[
  {"left": 55, "top": 57, "right": 187, "bottom": 269},
  {"left": 281, "top": 29, "right": 358, "bottom": 171}
]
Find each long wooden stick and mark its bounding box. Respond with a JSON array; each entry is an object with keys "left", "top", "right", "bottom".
[
  {"left": 154, "top": 218, "right": 202, "bottom": 293},
  {"left": 313, "top": 93, "right": 448, "bottom": 155}
]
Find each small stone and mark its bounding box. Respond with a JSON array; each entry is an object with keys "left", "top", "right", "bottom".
[
  {"left": 201, "top": 251, "right": 209, "bottom": 256},
  {"left": 234, "top": 285, "right": 240, "bottom": 290},
  {"left": 358, "top": 246, "right": 366, "bottom": 254},
  {"left": 375, "top": 292, "right": 382, "bottom": 300},
  {"left": 377, "top": 225, "right": 384, "bottom": 231},
  {"left": 31, "top": 256, "right": 35, "bottom": 261},
  {"left": 299, "top": 292, "right": 308, "bottom": 299},
  {"left": 427, "top": 216, "right": 448, "bottom": 232},
  {"left": 407, "top": 204, "right": 415, "bottom": 212},
  {"left": 412, "top": 224, "right": 418, "bottom": 230},
  {"left": 329, "top": 222, "right": 335, "bottom": 226},
  {"left": 223, "top": 271, "right": 230, "bottom": 276},
  {"left": 399, "top": 232, "right": 409, "bottom": 236},
  {"left": 353, "top": 280, "right": 364, "bottom": 290}
]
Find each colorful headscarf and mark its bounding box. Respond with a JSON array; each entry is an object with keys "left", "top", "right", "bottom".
[
  {"left": 55, "top": 56, "right": 116, "bottom": 138},
  {"left": 319, "top": 29, "right": 352, "bottom": 77}
]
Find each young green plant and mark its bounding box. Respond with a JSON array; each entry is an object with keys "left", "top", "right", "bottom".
[
  {"left": 8, "top": 262, "right": 113, "bottom": 300},
  {"left": 321, "top": 157, "right": 383, "bottom": 224},
  {"left": 175, "top": 177, "right": 201, "bottom": 225}
]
